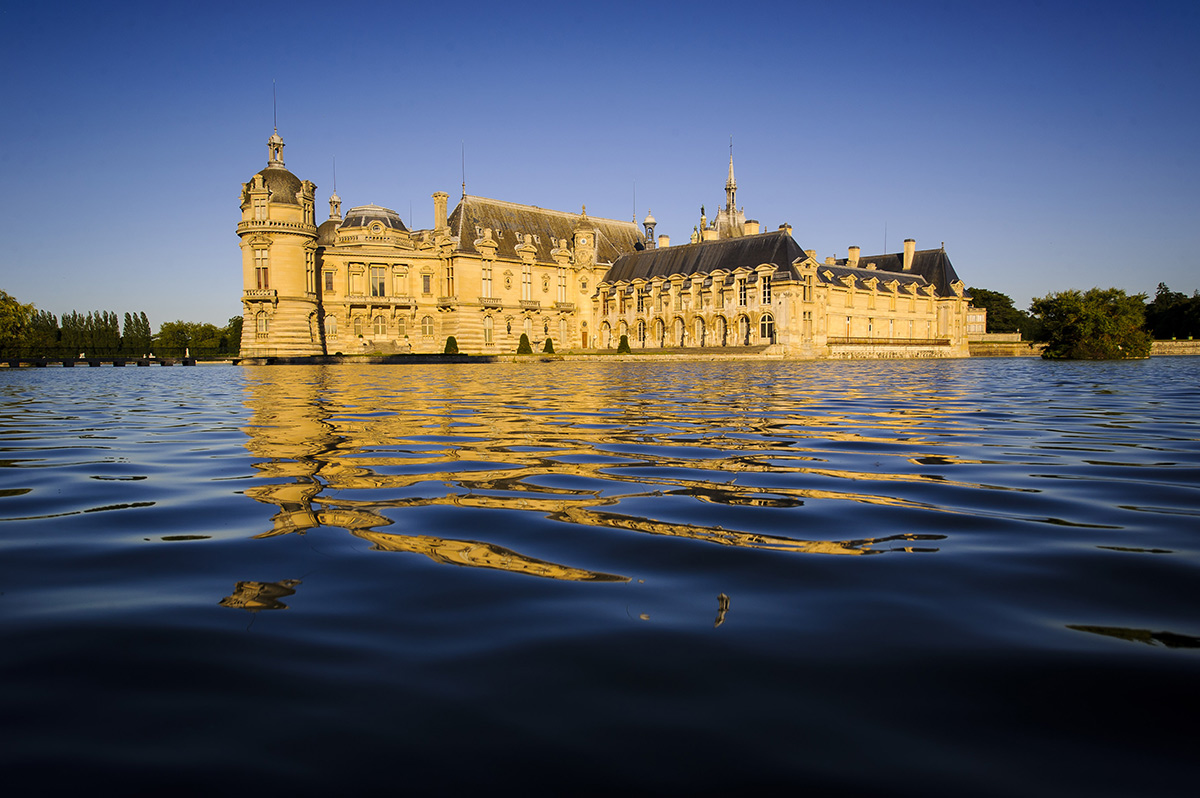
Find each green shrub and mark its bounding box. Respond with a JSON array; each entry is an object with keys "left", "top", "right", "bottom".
[
  {"left": 516, "top": 333, "right": 533, "bottom": 354},
  {"left": 542, "top": 337, "right": 555, "bottom": 354},
  {"left": 616, "top": 334, "right": 631, "bottom": 354},
  {"left": 444, "top": 336, "right": 459, "bottom": 354}
]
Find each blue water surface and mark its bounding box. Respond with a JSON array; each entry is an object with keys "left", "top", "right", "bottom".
[{"left": 1, "top": 358, "right": 1197, "bottom": 795}]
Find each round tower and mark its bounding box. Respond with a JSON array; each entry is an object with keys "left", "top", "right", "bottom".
[{"left": 237, "top": 130, "right": 320, "bottom": 357}]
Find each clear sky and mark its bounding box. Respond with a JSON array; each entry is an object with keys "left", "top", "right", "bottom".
[{"left": 2, "top": 0, "right": 1197, "bottom": 327}]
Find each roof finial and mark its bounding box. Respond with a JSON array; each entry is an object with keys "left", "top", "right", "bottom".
[
  {"left": 266, "top": 81, "right": 285, "bottom": 167},
  {"left": 461, "top": 141, "right": 466, "bottom": 198}
]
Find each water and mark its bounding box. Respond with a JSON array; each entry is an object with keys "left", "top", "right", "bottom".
[{"left": 1, "top": 359, "right": 1197, "bottom": 795}]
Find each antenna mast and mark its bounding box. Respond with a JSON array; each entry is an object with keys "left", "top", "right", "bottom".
[
  {"left": 461, "top": 141, "right": 466, "bottom": 198},
  {"left": 273, "top": 80, "right": 277, "bottom": 131}
]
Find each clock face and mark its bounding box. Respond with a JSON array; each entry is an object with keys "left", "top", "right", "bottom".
[{"left": 579, "top": 236, "right": 588, "bottom": 246}]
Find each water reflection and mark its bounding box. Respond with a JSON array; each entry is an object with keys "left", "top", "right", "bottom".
[
  {"left": 1067, "top": 624, "right": 1200, "bottom": 649},
  {"left": 219, "top": 579, "right": 302, "bottom": 611},
  {"left": 238, "top": 364, "right": 969, "bottom": 579}
]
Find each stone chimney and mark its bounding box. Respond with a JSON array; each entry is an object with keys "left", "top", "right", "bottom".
[
  {"left": 825, "top": 256, "right": 836, "bottom": 265},
  {"left": 804, "top": 249, "right": 816, "bottom": 259},
  {"left": 848, "top": 246, "right": 860, "bottom": 268},
  {"left": 432, "top": 191, "right": 449, "bottom": 231},
  {"left": 744, "top": 219, "right": 760, "bottom": 235},
  {"left": 903, "top": 239, "right": 916, "bottom": 271},
  {"left": 658, "top": 234, "right": 670, "bottom": 248}
]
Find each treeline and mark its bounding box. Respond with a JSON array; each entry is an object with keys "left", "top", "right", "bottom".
[
  {"left": 969, "top": 283, "right": 1200, "bottom": 341},
  {"left": 0, "top": 290, "right": 242, "bottom": 358}
]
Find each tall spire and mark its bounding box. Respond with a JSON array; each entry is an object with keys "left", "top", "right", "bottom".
[
  {"left": 328, "top": 156, "right": 342, "bottom": 221},
  {"left": 725, "top": 136, "right": 736, "bottom": 211}
]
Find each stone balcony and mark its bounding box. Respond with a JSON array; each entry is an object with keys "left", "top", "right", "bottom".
[{"left": 342, "top": 294, "right": 417, "bottom": 307}]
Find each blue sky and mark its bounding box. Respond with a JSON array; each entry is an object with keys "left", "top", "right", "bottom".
[{"left": 2, "top": 0, "right": 1197, "bottom": 327}]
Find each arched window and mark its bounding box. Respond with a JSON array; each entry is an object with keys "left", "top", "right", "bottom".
[
  {"left": 636, "top": 320, "right": 646, "bottom": 347},
  {"left": 483, "top": 315, "right": 494, "bottom": 344},
  {"left": 324, "top": 315, "right": 337, "bottom": 336},
  {"left": 524, "top": 317, "right": 532, "bottom": 338},
  {"left": 760, "top": 313, "right": 775, "bottom": 343},
  {"left": 653, "top": 318, "right": 664, "bottom": 347},
  {"left": 716, "top": 316, "right": 728, "bottom": 346},
  {"left": 354, "top": 317, "right": 363, "bottom": 336},
  {"left": 558, "top": 318, "right": 567, "bottom": 346},
  {"left": 421, "top": 316, "right": 434, "bottom": 337},
  {"left": 674, "top": 317, "right": 685, "bottom": 346},
  {"left": 694, "top": 317, "right": 705, "bottom": 347},
  {"left": 600, "top": 322, "right": 611, "bottom": 348},
  {"left": 256, "top": 311, "right": 269, "bottom": 334},
  {"left": 373, "top": 315, "right": 386, "bottom": 336}
]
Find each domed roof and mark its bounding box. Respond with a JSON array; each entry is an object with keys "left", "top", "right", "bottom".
[
  {"left": 341, "top": 204, "right": 408, "bottom": 232},
  {"left": 316, "top": 218, "right": 341, "bottom": 246},
  {"left": 249, "top": 165, "right": 303, "bottom": 206}
]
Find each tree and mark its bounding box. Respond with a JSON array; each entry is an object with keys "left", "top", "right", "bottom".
[
  {"left": 0, "top": 290, "right": 34, "bottom": 356},
  {"left": 223, "top": 316, "right": 243, "bottom": 355},
  {"left": 444, "top": 336, "right": 459, "bottom": 354},
  {"left": 23, "top": 310, "right": 59, "bottom": 357},
  {"left": 516, "top": 333, "right": 533, "bottom": 354},
  {"left": 122, "top": 311, "right": 152, "bottom": 356},
  {"left": 966, "top": 287, "right": 1036, "bottom": 335},
  {"left": 542, "top": 337, "right": 554, "bottom": 354},
  {"left": 616, "top": 334, "right": 632, "bottom": 354},
  {"left": 1030, "top": 288, "right": 1152, "bottom": 359},
  {"left": 1144, "top": 283, "right": 1200, "bottom": 339}
]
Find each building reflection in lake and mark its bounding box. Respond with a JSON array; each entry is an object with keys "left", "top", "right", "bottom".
[{"left": 238, "top": 365, "right": 947, "bottom": 582}]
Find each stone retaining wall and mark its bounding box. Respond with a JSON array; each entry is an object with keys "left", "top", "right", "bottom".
[{"left": 1150, "top": 340, "right": 1200, "bottom": 356}]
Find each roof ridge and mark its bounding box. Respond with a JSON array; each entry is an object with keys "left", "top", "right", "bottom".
[{"left": 462, "top": 195, "right": 638, "bottom": 227}]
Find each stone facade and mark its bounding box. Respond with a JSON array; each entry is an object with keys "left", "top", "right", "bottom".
[{"left": 239, "top": 132, "right": 975, "bottom": 359}]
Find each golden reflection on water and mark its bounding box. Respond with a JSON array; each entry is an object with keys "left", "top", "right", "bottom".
[
  {"left": 219, "top": 579, "right": 302, "bottom": 611},
  {"left": 239, "top": 364, "right": 960, "bottom": 580}
]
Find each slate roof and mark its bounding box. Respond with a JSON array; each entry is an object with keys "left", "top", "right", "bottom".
[
  {"left": 449, "top": 196, "right": 644, "bottom": 264},
  {"left": 341, "top": 204, "right": 409, "bottom": 232},
  {"left": 834, "top": 248, "right": 963, "bottom": 295},
  {"left": 603, "top": 229, "right": 806, "bottom": 284}
]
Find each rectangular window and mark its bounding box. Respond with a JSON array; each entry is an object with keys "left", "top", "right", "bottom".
[
  {"left": 521, "top": 264, "right": 531, "bottom": 301},
  {"left": 557, "top": 268, "right": 567, "bottom": 303},
  {"left": 421, "top": 274, "right": 432, "bottom": 295},
  {"left": 421, "top": 316, "right": 434, "bottom": 337},
  {"left": 762, "top": 275, "right": 771, "bottom": 304},
  {"left": 636, "top": 292, "right": 644, "bottom": 312},
  {"left": 482, "top": 264, "right": 492, "bottom": 298},
  {"left": 324, "top": 271, "right": 334, "bottom": 292},
  {"left": 253, "top": 197, "right": 267, "bottom": 220},
  {"left": 446, "top": 264, "right": 455, "bottom": 296},
  {"left": 254, "top": 250, "right": 268, "bottom": 289},
  {"left": 370, "top": 267, "right": 386, "bottom": 297},
  {"left": 397, "top": 316, "right": 407, "bottom": 337},
  {"left": 738, "top": 279, "right": 747, "bottom": 306}
]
